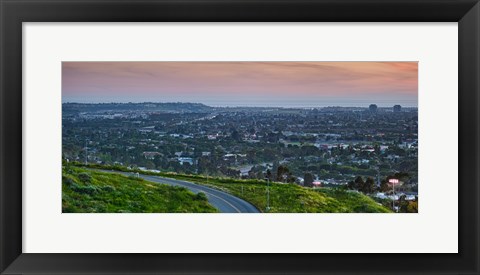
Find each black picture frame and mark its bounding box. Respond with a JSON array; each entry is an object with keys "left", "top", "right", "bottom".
[{"left": 1, "top": 0, "right": 479, "bottom": 274}]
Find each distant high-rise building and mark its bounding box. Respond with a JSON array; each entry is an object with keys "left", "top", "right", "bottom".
[
  {"left": 393, "top": 105, "right": 402, "bottom": 112},
  {"left": 369, "top": 104, "right": 378, "bottom": 113}
]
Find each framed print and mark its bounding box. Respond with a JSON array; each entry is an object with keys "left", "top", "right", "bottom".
[{"left": 0, "top": 0, "right": 479, "bottom": 274}]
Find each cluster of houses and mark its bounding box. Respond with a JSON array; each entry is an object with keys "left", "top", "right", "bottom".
[{"left": 375, "top": 192, "right": 416, "bottom": 201}]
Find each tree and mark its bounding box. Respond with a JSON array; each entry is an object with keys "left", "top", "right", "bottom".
[
  {"left": 354, "top": 176, "right": 364, "bottom": 190},
  {"left": 182, "top": 162, "right": 194, "bottom": 173},
  {"left": 145, "top": 161, "right": 155, "bottom": 170},
  {"left": 276, "top": 165, "right": 290, "bottom": 182},
  {"left": 300, "top": 145, "right": 319, "bottom": 156},
  {"left": 347, "top": 180, "right": 355, "bottom": 190},
  {"left": 230, "top": 129, "right": 241, "bottom": 141},
  {"left": 265, "top": 169, "right": 272, "bottom": 180},
  {"left": 347, "top": 176, "right": 365, "bottom": 191},
  {"left": 197, "top": 157, "right": 211, "bottom": 174},
  {"left": 360, "top": 177, "right": 376, "bottom": 194},
  {"left": 406, "top": 201, "right": 418, "bottom": 213},
  {"left": 379, "top": 180, "right": 390, "bottom": 192},
  {"left": 398, "top": 195, "right": 409, "bottom": 212},
  {"left": 286, "top": 172, "right": 295, "bottom": 184},
  {"left": 304, "top": 173, "right": 314, "bottom": 187}
]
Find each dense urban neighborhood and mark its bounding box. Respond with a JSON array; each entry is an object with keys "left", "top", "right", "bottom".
[{"left": 62, "top": 102, "right": 418, "bottom": 213}]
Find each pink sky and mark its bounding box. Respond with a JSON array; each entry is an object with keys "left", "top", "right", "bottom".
[{"left": 62, "top": 62, "right": 418, "bottom": 107}]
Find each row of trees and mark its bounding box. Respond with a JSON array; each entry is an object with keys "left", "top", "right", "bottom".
[
  {"left": 346, "top": 172, "right": 412, "bottom": 195},
  {"left": 264, "top": 166, "right": 296, "bottom": 183},
  {"left": 347, "top": 176, "right": 377, "bottom": 193}
]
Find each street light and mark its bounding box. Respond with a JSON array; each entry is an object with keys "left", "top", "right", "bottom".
[
  {"left": 84, "top": 139, "right": 89, "bottom": 165},
  {"left": 264, "top": 177, "right": 270, "bottom": 212},
  {"left": 389, "top": 178, "right": 399, "bottom": 212},
  {"left": 206, "top": 169, "right": 209, "bottom": 185}
]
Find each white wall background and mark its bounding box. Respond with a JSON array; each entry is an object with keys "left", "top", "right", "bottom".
[{"left": 23, "top": 23, "right": 458, "bottom": 253}]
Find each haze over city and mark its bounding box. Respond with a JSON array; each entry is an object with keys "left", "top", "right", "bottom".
[{"left": 62, "top": 61, "right": 418, "bottom": 107}]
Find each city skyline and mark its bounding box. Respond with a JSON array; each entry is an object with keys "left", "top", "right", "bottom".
[{"left": 62, "top": 61, "right": 418, "bottom": 107}]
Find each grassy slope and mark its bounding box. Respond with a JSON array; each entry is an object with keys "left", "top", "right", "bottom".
[
  {"left": 62, "top": 166, "right": 218, "bottom": 213},
  {"left": 73, "top": 163, "right": 392, "bottom": 213},
  {"left": 160, "top": 174, "right": 391, "bottom": 213}
]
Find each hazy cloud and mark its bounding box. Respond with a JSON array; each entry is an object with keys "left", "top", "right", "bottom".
[{"left": 62, "top": 61, "right": 418, "bottom": 107}]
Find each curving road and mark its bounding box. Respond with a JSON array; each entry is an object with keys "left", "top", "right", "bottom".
[{"left": 103, "top": 170, "right": 260, "bottom": 213}]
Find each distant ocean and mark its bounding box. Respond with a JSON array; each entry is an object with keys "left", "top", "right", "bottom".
[
  {"left": 62, "top": 98, "right": 418, "bottom": 108},
  {"left": 204, "top": 100, "right": 418, "bottom": 108}
]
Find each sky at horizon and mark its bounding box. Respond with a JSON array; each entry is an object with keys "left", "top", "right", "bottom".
[{"left": 62, "top": 62, "right": 418, "bottom": 108}]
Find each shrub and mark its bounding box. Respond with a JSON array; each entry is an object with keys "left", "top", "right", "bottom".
[
  {"left": 72, "top": 185, "right": 98, "bottom": 195},
  {"left": 63, "top": 176, "right": 76, "bottom": 186},
  {"left": 78, "top": 172, "right": 92, "bottom": 183},
  {"left": 101, "top": 185, "right": 116, "bottom": 192},
  {"left": 195, "top": 192, "right": 208, "bottom": 201}
]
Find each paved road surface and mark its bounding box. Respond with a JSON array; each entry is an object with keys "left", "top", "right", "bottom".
[{"left": 103, "top": 170, "right": 260, "bottom": 213}]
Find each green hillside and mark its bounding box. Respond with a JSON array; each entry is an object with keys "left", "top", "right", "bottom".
[
  {"left": 155, "top": 173, "right": 391, "bottom": 213},
  {"left": 74, "top": 163, "right": 391, "bottom": 213},
  {"left": 62, "top": 166, "right": 218, "bottom": 213}
]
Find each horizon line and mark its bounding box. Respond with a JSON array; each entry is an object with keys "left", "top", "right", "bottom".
[{"left": 62, "top": 101, "right": 418, "bottom": 109}]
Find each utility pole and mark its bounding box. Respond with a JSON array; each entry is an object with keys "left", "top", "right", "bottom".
[
  {"left": 376, "top": 166, "right": 381, "bottom": 187},
  {"left": 265, "top": 177, "right": 270, "bottom": 212},
  {"left": 392, "top": 181, "right": 395, "bottom": 211},
  {"left": 84, "top": 139, "right": 88, "bottom": 165},
  {"left": 389, "top": 178, "right": 399, "bottom": 212},
  {"left": 375, "top": 154, "right": 381, "bottom": 187}
]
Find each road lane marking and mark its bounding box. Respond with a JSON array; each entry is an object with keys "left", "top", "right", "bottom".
[
  {"left": 96, "top": 170, "right": 252, "bottom": 213},
  {"left": 202, "top": 192, "right": 242, "bottom": 213},
  {"left": 144, "top": 175, "right": 242, "bottom": 213}
]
